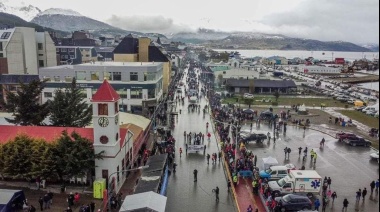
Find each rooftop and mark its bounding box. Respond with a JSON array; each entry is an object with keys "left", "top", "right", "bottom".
[
  {"left": 91, "top": 79, "right": 120, "bottom": 102},
  {"left": 77, "top": 62, "right": 162, "bottom": 67}
]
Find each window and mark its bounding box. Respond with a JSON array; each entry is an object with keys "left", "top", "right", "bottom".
[
  {"left": 39, "top": 60, "right": 44, "bottom": 67},
  {"left": 61, "top": 55, "right": 65, "bottom": 59},
  {"left": 76, "top": 71, "right": 86, "bottom": 80},
  {"left": 61, "top": 48, "right": 67, "bottom": 52},
  {"left": 130, "top": 72, "right": 138, "bottom": 81},
  {"left": 44, "top": 92, "right": 53, "bottom": 98},
  {"left": 68, "top": 48, "right": 74, "bottom": 52},
  {"left": 130, "top": 88, "right": 142, "bottom": 99},
  {"left": 91, "top": 71, "right": 99, "bottom": 80},
  {"left": 144, "top": 72, "right": 156, "bottom": 81},
  {"left": 0, "top": 42, "right": 3, "bottom": 51},
  {"left": 0, "top": 53, "right": 3, "bottom": 58},
  {"left": 104, "top": 72, "right": 111, "bottom": 80},
  {"left": 98, "top": 103, "right": 108, "bottom": 115},
  {"left": 38, "top": 43, "right": 43, "bottom": 50},
  {"left": 54, "top": 76, "right": 60, "bottom": 82},
  {"left": 115, "top": 102, "right": 118, "bottom": 113},
  {"left": 70, "top": 55, "right": 75, "bottom": 59},
  {"left": 38, "top": 54, "right": 44, "bottom": 56},
  {"left": 56, "top": 48, "right": 59, "bottom": 52},
  {"left": 0, "top": 32, "right": 11, "bottom": 39},
  {"left": 278, "top": 170, "right": 288, "bottom": 175},
  {"left": 148, "top": 88, "right": 155, "bottom": 99},
  {"left": 65, "top": 76, "right": 73, "bottom": 82},
  {"left": 65, "top": 55, "right": 68, "bottom": 59},
  {"left": 112, "top": 72, "right": 121, "bottom": 81}
]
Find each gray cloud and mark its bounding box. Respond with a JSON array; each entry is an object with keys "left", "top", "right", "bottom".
[
  {"left": 258, "top": 0, "right": 379, "bottom": 44},
  {"left": 106, "top": 15, "right": 194, "bottom": 34}
]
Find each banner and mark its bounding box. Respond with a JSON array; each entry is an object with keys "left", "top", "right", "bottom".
[{"left": 187, "top": 145, "right": 205, "bottom": 153}]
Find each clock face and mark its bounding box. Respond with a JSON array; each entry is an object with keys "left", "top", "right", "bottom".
[
  {"left": 115, "top": 115, "right": 119, "bottom": 125},
  {"left": 100, "top": 135, "right": 109, "bottom": 144},
  {"left": 98, "top": 117, "right": 109, "bottom": 127}
]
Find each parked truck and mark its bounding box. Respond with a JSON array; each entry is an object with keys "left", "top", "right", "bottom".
[{"left": 268, "top": 170, "right": 322, "bottom": 198}]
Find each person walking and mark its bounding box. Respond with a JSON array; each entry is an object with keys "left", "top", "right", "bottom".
[
  {"left": 193, "top": 169, "right": 198, "bottom": 182},
  {"left": 342, "top": 198, "right": 349, "bottom": 212},
  {"left": 179, "top": 148, "right": 183, "bottom": 158},
  {"left": 173, "top": 162, "right": 177, "bottom": 173},
  {"left": 284, "top": 147, "right": 288, "bottom": 158},
  {"left": 38, "top": 197, "right": 43, "bottom": 211},
  {"left": 247, "top": 205, "right": 253, "bottom": 212},
  {"left": 362, "top": 188, "right": 367, "bottom": 200},
  {"left": 370, "top": 180, "right": 376, "bottom": 194},
  {"left": 376, "top": 179, "right": 379, "bottom": 193},
  {"left": 331, "top": 191, "right": 337, "bottom": 203},
  {"left": 227, "top": 179, "right": 231, "bottom": 193},
  {"left": 298, "top": 147, "right": 303, "bottom": 156},
  {"left": 356, "top": 189, "right": 362, "bottom": 201},
  {"left": 212, "top": 186, "right": 220, "bottom": 202},
  {"left": 206, "top": 154, "right": 210, "bottom": 165},
  {"left": 327, "top": 177, "right": 332, "bottom": 189},
  {"left": 314, "top": 199, "right": 320, "bottom": 211},
  {"left": 218, "top": 151, "right": 222, "bottom": 162}
]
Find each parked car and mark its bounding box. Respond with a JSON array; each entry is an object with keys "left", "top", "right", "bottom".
[
  {"left": 240, "top": 133, "right": 267, "bottom": 143},
  {"left": 274, "top": 194, "right": 312, "bottom": 211},
  {"left": 355, "top": 106, "right": 366, "bottom": 111},
  {"left": 336, "top": 132, "right": 357, "bottom": 141},
  {"left": 243, "top": 93, "right": 254, "bottom": 99},
  {"left": 344, "top": 137, "right": 371, "bottom": 147},
  {"left": 259, "top": 166, "right": 289, "bottom": 180},
  {"left": 366, "top": 110, "right": 377, "bottom": 116}
]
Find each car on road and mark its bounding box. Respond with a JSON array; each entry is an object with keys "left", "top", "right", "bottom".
[
  {"left": 240, "top": 133, "right": 267, "bottom": 143},
  {"left": 370, "top": 151, "right": 379, "bottom": 160},
  {"left": 274, "top": 194, "right": 312, "bottom": 211},
  {"left": 343, "top": 137, "right": 371, "bottom": 147},
  {"left": 335, "top": 132, "right": 358, "bottom": 141},
  {"left": 243, "top": 93, "right": 254, "bottom": 99}
]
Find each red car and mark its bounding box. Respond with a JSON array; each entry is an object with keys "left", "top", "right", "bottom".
[{"left": 336, "top": 132, "right": 357, "bottom": 141}]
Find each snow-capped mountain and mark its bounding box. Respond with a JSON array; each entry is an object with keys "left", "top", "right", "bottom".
[
  {"left": 0, "top": 2, "right": 41, "bottom": 21},
  {"left": 36, "top": 8, "right": 83, "bottom": 17}
]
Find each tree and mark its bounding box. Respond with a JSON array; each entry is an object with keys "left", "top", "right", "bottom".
[
  {"left": 274, "top": 90, "right": 280, "bottom": 102},
  {"left": 3, "top": 80, "right": 49, "bottom": 126},
  {"left": 54, "top": 130, "right": 104, "bottom": 182},
  {"left": 30, "top": 140, "right": 58, "bottom": 180},
  {"left": 243, "top": 98, "right": 255, "bottom": 108},
  {"left": 49, "top": 78, "right": 92, "bottom": 127},
  {"left": 1, "top": 135, "right": 35, "bottom": 179}
]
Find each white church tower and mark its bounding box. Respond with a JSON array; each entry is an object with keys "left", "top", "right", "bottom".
[{"left": 91, "top": 79, "right": 130, "bottom": 193}]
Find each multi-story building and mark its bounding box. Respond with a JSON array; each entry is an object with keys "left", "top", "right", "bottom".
[
  {"left": 0, "top": 27, "right": 57, "bottom": 74},
  {"left": 95, "top": 47, "right": 114, "bottom": 61},
  {"left": 39, "top": 62, "right": 164, "bottom": 114},
  {"left": 56, "top": 46, "right": 82, "bottom": 65},
  {"left": 113, "top": 34, "right": 172, "bottom": 94},
  {"left": 79, "top": 47, "right": 98, "bottom": 63}
]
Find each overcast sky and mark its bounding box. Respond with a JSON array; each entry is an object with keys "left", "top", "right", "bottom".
[{"left": 4, "top": 0, "right": 379, "bottom": 44}]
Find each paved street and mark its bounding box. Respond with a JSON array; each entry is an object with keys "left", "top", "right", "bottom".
[
  {"left": 165, "top": 69, "right": 236, "bottom": 212},
  {"left": 239, "top": 121, "right": 379, "bottom": 212}
]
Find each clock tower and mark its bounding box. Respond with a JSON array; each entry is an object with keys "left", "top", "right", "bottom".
[{"left": 92, "top": 79, "right": 121, "bottom": 148}]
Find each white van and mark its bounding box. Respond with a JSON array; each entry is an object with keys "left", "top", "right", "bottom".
[{"left": 259, "top": 166, "right": 289, "bottom": 180}]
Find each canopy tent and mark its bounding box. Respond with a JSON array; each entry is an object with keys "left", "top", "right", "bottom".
[
  {"left": 243, "top": 109, "right": 255, "bottom": 114},
  {"left": 119, "top": 191, "right": 167, "bottom": 212},
  {"left": 262, "top": 156, "right": 279, "bottom": 170},
  {"left": 0, "top": 189, "right": 25, "bottom": 212}
]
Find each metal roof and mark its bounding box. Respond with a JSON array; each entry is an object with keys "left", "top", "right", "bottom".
[{"left": 226, "top": 79, "right": 297, "bottom": 88}]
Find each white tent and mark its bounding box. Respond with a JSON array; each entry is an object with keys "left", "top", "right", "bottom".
[
  {"left": 119, "top": 191, "right": 167, "bottom": 212},
  {"left": 262, "top": 156, "right": 279, "bottom": 170}
]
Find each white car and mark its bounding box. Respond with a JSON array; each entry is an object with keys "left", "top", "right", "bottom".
[
  {"left": 370, "top": 152, "right": 379, "bottom": 163},
  {"left": 243, "top": 93, "right": 254, "bottom": 99}
]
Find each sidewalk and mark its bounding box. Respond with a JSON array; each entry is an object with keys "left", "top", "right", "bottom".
[{"left": 234, "top": 148, "right": 266, "bottom": 212}]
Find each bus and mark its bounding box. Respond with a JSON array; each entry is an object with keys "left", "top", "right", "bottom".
[{"left": 134, "top": 154, "right": 169, "bottom": 196}]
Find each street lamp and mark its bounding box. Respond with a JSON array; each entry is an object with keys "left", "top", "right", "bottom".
[{"left": 107, "top": 165, "right": 149, "bottom": 211}]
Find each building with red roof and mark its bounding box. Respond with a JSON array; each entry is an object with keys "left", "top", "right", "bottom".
[{"left": 0, "top": 80, "right": 137, "bottom": 194}]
